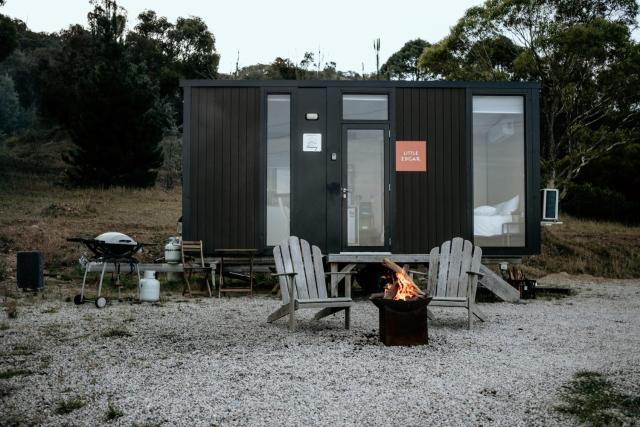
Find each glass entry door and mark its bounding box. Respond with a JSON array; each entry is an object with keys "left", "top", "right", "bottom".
[{"left": 342, "top": 125, "right": 389, "bottom": 250}]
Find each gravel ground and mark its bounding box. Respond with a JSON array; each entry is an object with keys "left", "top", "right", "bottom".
[{"left": 1, "top": 277, "right": 639, "bottom": 426}]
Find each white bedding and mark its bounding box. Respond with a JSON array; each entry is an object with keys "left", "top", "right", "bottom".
[
  {"left": 473, "top": 195, "right": 519, "bottom": 237},
  {"left": 474, "top": 214, "right": 514, "bottom": 237}
]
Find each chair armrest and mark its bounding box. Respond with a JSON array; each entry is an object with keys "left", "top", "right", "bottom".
[
  {"left": 271, "top": 272, "right": 298, "bottom": 277},
  {"left": 325, "top": 272, "right": 357, "bottom": 275},
  {"left": 408, "top": 270, "right": 428, "bottom": 276},
  {"left": 466, "top": 271, "right": 484, "bottom": 279}
]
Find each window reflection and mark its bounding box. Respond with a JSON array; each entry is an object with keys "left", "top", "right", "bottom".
[
  {"left": 266, "top": 95, "right": 290, "bottom": 246},
  {"left": 346, "top": 129, "right": 385, "bottom": 246},
  {"left": 473, "top": 96, "right": 526, "bottom": 247},
  {"left": 343, "top": 94, "right": 388, "bottom": 121}
]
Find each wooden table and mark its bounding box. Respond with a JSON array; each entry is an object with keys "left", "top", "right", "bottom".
[
  {"left": 326, "top": 253, "right": 430, "bottom": 295},
  {"left": 214, "top": 249, "right": 257, "bottom": 297}
]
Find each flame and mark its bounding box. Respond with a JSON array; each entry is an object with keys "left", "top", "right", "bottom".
[{"left": 384, "top": 270, "right": 424, "bottom": 301}]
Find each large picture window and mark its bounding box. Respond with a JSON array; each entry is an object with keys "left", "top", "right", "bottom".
[
  {"left": 473, "top": 96, "right": 525, "bottom": 247},
  {"left": 266, "top": 94, "right": 290, "bottom": 246}
]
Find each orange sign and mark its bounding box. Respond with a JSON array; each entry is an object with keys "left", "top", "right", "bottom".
[{"left": 396, "top": 140, "right": 427, "bottom": 172}]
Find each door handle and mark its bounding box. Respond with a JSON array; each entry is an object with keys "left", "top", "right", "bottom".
[{"left": 341, "top": 187, "right": 351, "bottom": 199}]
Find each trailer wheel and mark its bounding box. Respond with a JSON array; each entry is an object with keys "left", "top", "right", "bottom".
[
  {"left": 95, "top": 297, "right": 107, "bottom": 309},
  {"left": 73, "top": 294, "right": 85, "bottom": 305}
]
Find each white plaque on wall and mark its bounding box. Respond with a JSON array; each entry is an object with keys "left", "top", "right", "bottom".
[{"left": 302, "top": 133, "right": 322, "bottom": 152}]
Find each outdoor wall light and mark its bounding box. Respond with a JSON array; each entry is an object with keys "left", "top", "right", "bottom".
[{"left": 305, "top": 113, "right": 319, "bottom": 120}]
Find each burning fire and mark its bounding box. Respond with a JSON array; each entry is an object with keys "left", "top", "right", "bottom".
[{"left": 382, "top": 258, "right": 425, "bottom": 301}]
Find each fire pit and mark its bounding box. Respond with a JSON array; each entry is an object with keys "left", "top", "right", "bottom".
[{"left": 370, "top": 258, "right": 431, "bottom": 346}]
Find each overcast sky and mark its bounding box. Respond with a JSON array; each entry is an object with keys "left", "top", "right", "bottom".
[
  {"left": 4, "top": 1, "right": 639, "bottom": 74},
  {"left": 3, "top": 0, "right": 487, "bottom": 74}
]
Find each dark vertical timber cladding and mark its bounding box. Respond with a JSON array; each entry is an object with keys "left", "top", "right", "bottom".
[
  {"left": 291, "top": 88, "right": 327, "bottom": 249},
  {"left": 187, "top": 87, "right": 259, "bottom": 253},
  {"left": 393, "top": 88, "right": 467, "bottom": 253}
]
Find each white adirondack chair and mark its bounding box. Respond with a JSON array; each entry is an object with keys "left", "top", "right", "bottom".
[
  {"left": 269, "top": 236, "right": 354, "bottom": 331},
  {"left": 415, "top": 237, "right": 485, "bottom": 329}
]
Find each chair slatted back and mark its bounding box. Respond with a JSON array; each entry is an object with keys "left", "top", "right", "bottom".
[
  {"left": 427, "top": 237, "right": 482, "bottom": 298},
  {"left": 181, "top": 240, "right": 205, "bottom": 268},
  {"left": 273, "top": 236, "right": 327, "bottom": 304}
]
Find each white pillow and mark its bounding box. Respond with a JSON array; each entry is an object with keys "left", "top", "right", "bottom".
[
  {"left": 494, "top": 195, "right": 520, "bottom": 215},
  {"left": 474, "top": 205, "right": 497, "bottom": 216}
]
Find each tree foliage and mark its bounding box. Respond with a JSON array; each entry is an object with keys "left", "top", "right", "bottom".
[
  {"left": 418, "top": 0, "right": 640, "bottom": 197},
  {"left": 0, "top": 13, "right": 17, "bottom": 62},
  {"left": 39, "top": 0, "right": 167, "bottom": 187},
  {"left": 126, "top": 10, "right": 219, "bottom": 123},
  {"left": 0, "top": 74, "right": 20, "bottom": 135},
  {"left": 234, "top": 52, "right": 366, "bottom": 81},
  {"left": 381, "top": 38, "right": 431, "bottom": 80}
]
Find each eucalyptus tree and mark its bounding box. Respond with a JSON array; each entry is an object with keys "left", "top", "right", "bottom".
[
  {"left": 381, "top": 38, "right": 431, "bottom": 80},
  {"left": 419, "top": 0, "right": 640, "bottom": 197}
]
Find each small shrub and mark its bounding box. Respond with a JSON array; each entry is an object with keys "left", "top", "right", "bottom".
[
  {"left": 41, "top": 306, "right": 59, "bottom": 314},
  {"left": 0, "top": 258, "right": 7, "bottom": 282},
  {"left": 55, "top": 397, "right": 86, "bottom": 415},
  {"left": 6, "top": 299, "right": 17, "bottom": 319},
  {"left": 556, "top": 371, "right": 640, "bottom": 426},
  {"left": 0, "top": 369, "right": 31, "bottom": 379},
  {"left": 0, "top": 321, "right": 9, "bottom": 330},
  {"left": 105, "top": 402, "right": 124, "bottom": 421},
  {"left": 102, "top": 327, "right": 132, "bottom": 338}
]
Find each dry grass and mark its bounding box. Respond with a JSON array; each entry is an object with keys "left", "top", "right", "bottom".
[
  {"left": 523, "top": 217, "right": 640, "bottom": 279},
  {"left": 1, "top": 172, "right": 639, "bottom": 293},
  {"left": 0, "top": 178, "right": 181, "bottom": 284}
]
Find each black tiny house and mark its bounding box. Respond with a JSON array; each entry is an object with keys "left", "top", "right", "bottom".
[{"left": 180, "top": 80, "right": 540, "bottom": 257}]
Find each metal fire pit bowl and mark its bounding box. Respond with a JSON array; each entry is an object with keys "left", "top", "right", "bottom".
[{"left": 370, "top": 296, "right": 432, "bottom": 346}]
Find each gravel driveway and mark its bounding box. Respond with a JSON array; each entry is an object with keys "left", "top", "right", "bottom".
[{"left": 1, "top": 276, "right": 639, "bottom": 426}]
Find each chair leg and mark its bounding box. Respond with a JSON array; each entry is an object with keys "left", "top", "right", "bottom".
[
  {"left": 206, "top": 271, "right": 213, "bottom": 297},
  {"left": 345, "top": 307, "right": 351, "bottom": 330},
  {"left": 183, "top": 271, "right": 193, "bottom": 297},
  {"left": 268, "top": 304, "right": 291, "bottom": 323},
  {"left": 468, "top": 302, "right": 473, "bottom": 330},
  {"left": 288, "top": 298, "right": 296, "bottom": 331}
]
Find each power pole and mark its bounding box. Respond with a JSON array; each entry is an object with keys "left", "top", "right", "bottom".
[
  {"left": 373, "top": 38, "right": 381, "bottom": 80},
  {"left": 234, "top": 50, "right": 240, "bottom": 79}
]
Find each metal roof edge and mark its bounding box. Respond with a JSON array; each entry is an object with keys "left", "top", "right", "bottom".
[{"left": 179, "top": 79, "right": 541, "bottom": 89}]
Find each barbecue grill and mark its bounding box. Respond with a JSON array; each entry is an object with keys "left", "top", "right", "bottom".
[
  {"left": 68, "top": 232, "right": 143, "bottom": 259},
  {"left": 67, "top": 232, "right": 142, "bottom": 308}
]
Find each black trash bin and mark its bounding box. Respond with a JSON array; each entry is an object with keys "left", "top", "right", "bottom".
[{"left": 17, "top": 251, "right": 44, "bottom": 291}]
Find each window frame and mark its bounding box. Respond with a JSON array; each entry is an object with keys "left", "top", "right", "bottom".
[
  {"left": 341, "top": 92, "right": 390, "bottom": 122},
  {"left": 467, "top": 88, "right": 540, "bottom": 257},
  {"left": 260, "top": 88, "right": 294, "bottom": 250}
]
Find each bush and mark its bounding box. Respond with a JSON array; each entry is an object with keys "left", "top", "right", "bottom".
[
  {"left": 156, "top": 125, "right": 182, "bottom": 190},
  {"left": 0, "top": 74, "right": 20, "bottom": 136},
  {"left": 564, "top": 183, "right": 640, "bottom": 225},
  {"left": 0, "top": 258, "right": 7, "bottom": 282}
]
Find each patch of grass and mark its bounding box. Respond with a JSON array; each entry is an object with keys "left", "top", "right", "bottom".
[
  {"left": 102, "top": 327, "right": 132, "bottom": 338},
  {"left": 41, "top": 306, "right": 59, "bottom": 314},
  {"left": 55, "top": 396, "right": 86, "bottom": 415},
  {"left": 556, "top": 371, "right": 640, "bottom": 426},
  {"left": 12, "top": 343, "right": 34, "bottom": 355},
  {"left": 523, "top": 217, "right": 640, "bottom": 278},
  {"left": 0, "top": 369, "right": 32, "bottom": 379},
  {"left": 105, "top": 402, "right": 124, "bottom": 421}
]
